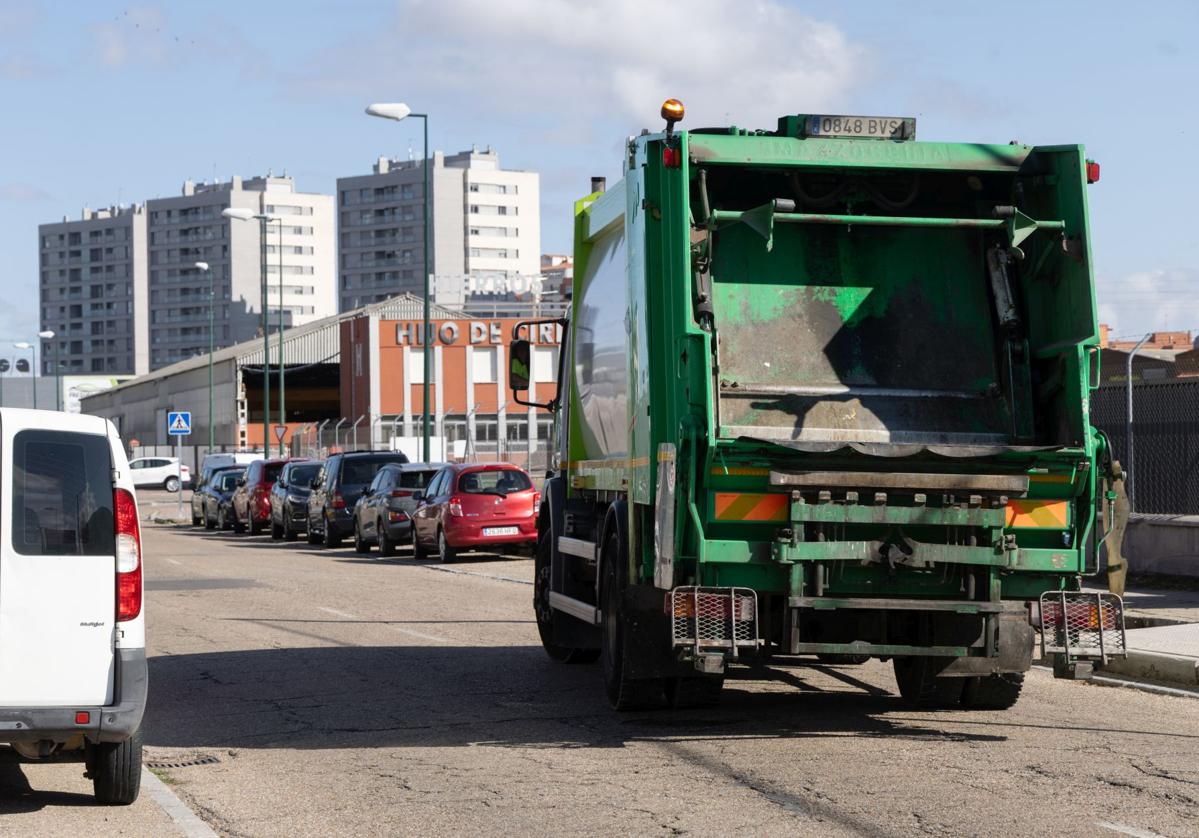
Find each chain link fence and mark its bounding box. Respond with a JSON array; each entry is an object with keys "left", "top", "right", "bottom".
[{"left": 1091, "top": 379, "right": 1199, "bottom": 515}]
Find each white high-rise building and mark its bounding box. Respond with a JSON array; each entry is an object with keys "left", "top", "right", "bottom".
[
  {"left": 337, "top": 148, "right": 540, "bottom": 311},
  {"left": 145, "top": 175, "right": 336, "bottom": 370}
]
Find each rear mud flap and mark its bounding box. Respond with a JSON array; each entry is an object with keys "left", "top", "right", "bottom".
[{"left": 622, "top": 584, "right": 693, "bottom": 680}]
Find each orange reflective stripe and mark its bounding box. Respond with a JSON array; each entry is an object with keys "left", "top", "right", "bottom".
[
  {"left": 1006, "top": 499, "right": 1070, "bottom": 528},
  {"left": 714, "top": 493, "right": 789, "bottom": 522}
]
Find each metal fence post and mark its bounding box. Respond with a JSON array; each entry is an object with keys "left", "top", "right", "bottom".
[{"left": 1126, "top": 334, "right": 1150, "bottom": 512}]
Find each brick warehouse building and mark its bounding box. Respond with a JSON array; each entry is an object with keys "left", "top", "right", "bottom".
[{"left": 338, "top": 307, "right": 563, "bottom": 461}]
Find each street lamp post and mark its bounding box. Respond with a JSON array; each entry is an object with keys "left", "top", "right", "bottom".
[
  {"left": 276, "top": 219, "right": 285, "bottom": 456},
  {"left": 37, "top": 330, "right": 56, "bottom": 410},
  {"left": 13, "top": 342, "right": 35, "bottom": 409},
  {"left": 366, "top": 102, "right": 432, "bottom": 463},
  {"left": 194, "top": 262, "right": 214, "bottom": 450},
  {"left": 222, "top": 208, "right": 282, "bottom": 455}
]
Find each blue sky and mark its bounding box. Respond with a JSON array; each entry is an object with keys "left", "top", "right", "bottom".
[{"left": 2, "top": 0, "right": 1196, "bottom": 343}]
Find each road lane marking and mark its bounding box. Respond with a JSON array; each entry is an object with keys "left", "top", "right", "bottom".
[
  {"left": 1096, "top": 822, "right": 1168, "bottom": 838},
  {"left": 142, "top": 766, "right": 219, "bottom": 837},
  {"left": 318, "top": 606, "right": 448, "bottom": 643},
  {"left": 166, "top": 558, "right": 182, "bottom": 566},
  {"left": 421, "top": 564, "right": 533, "bottom": 586}
]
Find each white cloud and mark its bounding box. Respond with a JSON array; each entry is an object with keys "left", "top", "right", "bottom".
[
  {"left": 296, "top": 0, "right": 862, "bottom": 133},
  {"left": 1097, "top": 267, "right": 1199, "bottom": 340},
  {"left": 0, "top": 182, "right": 51, "bottom": 202},
  {"left": 90, "top": 6, "right": 170, "bottom": 69}
]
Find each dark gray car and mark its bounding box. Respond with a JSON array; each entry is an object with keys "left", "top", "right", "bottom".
[
  {"left": 352, "top": 462, "right": 443, "bottom": 555},
  {"left": 269, "top": 460, "right": 323, "bottom": 541},
  {"left": 306, "top": 452, "right": 409, "bottom": 548}
]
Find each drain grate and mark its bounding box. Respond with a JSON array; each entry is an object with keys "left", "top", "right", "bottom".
[{"left": 145, "top": 755, "right": 221, "bottom": 769}]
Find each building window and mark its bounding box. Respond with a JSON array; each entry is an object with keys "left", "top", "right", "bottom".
[
  {"left": 471, "top": 347, "right": 497, "bottom": 383},
  {"left": 533, "top": 347, "right": 558, "bottom": 383},
  {"left": 408, "top": 349, "right": 425, "bottom": 384}
]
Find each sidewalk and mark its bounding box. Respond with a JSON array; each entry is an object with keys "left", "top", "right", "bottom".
[{"left": 1083, "top": 582, "right": 1199, "bottom": 689}]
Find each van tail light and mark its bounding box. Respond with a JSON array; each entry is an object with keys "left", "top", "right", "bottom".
[
  {"left": 448, "top": 496, "right": 463, "bottom": 517},
  {"left": 331, "top": 491, "right": 346, "bottom": 509},
  {"left": 114, "top": 487, "right": 142, "bottom": 623}
]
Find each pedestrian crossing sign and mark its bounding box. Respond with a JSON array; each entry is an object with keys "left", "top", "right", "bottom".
[{"left": 167, "top": 411, "right": 192, "bottom": 436}]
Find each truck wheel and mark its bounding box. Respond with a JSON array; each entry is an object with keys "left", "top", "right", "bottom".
[
  {"left": 378, "top": 521, "right": 395, "bottom": 556},
  {"left": 961, "top": 673, "right": 1025, "bottom": 710},
  {"left": 163, "top": 476, "right": 180, "bottom": 493},
  {"left": 90, "top": 728, "right": 142, "bottom": 805},
  {"left": 438, "top": 529, "right": 456, "bottom": 563},
  {"left": 354, "top": 522, "right": 370, "bottom": 553},
  {"left": 892, "top": 656, "right": 965, "bottom": 708},
  {"left": 816, "top": 653, "right": 871, "bottom": 666},
  {"left": 411, "top": 528, "right": 427, "bottom": 559},
  {"left": 534, "top": 531, "right": 599, "bottom": 664},
  {"left": 601, "top": 531, "right": 664, "bottom": 710},
  {"left": 665, "top": 677, "right": 724, "bottom": 709}
]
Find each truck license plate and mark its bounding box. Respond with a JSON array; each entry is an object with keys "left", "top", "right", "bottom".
[
  {"left": 483, "top": 526, "right": 519, "bottom": 537},
  {"left": 806, "top": 115, "right": 915, "bottom": 140}
]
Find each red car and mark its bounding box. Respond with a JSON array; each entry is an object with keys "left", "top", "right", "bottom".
[
  {"left": 231, "top": 458, "right": 298, "bottom": 535},
  {"left": 411, "top": 463, "right": 539, "bottom": 562}
]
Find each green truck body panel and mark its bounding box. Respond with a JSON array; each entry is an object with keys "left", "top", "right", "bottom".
[{"left": 561, "top": 118, "right": 1103, "bottom": 627}]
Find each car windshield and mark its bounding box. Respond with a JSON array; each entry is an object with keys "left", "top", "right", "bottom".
[
  {"left": 341, "top": 458, "right": 405, "bottom": 486},
  {"left": 457, "top": 469, "right": 533, "bottom": 495},
  {"left": 398, "top": 469, "right": 437, "bottom": 489},
  {"left": 288, "top": 464, "right": 321, "bottom": 486}
]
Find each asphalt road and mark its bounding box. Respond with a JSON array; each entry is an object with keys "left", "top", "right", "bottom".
[{"left": 5, "top": 493, "right": 1199, "bottom": 837}]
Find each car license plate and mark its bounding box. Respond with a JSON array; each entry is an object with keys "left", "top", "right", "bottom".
[
  {"left": 483, "top": 526, "right": 519, "bottom": 537},
  {"left": 806, "top": 115, "right": 915, "bottom": 140}
]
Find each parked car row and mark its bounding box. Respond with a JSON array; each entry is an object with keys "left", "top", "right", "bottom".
[{"left": 188, "top": 451, "right": 540, "bottom": 561}]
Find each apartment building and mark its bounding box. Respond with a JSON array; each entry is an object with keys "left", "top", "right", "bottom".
[
  {"left": 145, "top": 175, "right": 336, "bottom": 369},
  {"left": 337, "top": 148, "right": 540, "bottom": 311},
  {"left": 38, "top": 205, "right": 149, "bottom": 375}
]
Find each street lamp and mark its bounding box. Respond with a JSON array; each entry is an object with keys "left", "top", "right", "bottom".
[
  {"left": 367, "top": 101, "right": 432, "bottom": 462},
  {"left": 194, "top": 261, "right": 215, "bottom": 450},
  {"left": 13, "top": 342, "right": 36, "bottom": 409},
  {"left": 37, "top": 329, "right": 56, "bottom": 410},
  {"left": 222, "top": 207, "right": 285, "bottom": 455}
]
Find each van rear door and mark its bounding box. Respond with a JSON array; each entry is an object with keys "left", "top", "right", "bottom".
[{"left": 0, "top": 413, "right": 116, "bottom": 706}]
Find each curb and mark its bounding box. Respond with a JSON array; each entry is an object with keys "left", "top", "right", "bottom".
[
  {"left": 148, "top": 515, "right": 191, "bottom": 526},
  {"left": 1102, "top": 650, "right": 1199, "bottom": 688}
]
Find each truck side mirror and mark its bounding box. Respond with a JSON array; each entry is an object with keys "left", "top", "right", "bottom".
[{"left": 509, "top": 339, "right": 531, "bottom": 391}]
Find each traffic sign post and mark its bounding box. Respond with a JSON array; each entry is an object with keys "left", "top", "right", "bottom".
[
  {"left": 274, "top": 424, "right": 288, "bottom": 456},
  {"left": 167, "top": 411, "right": 191, "bottom": 520}
]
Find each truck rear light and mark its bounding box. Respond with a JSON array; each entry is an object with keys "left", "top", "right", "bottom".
[
  {"left": 662, "top": 146, "right": 681, "bottom": 168},
  {"left": 114, "top": 487, "right": 142, "bottom": 622},
  {"left": 75, "top": 711, "right": 91, "bottom": 725},
  {"left": 448, "top": 496, "right": 463, "bottom": 517},
  {"left": 331, "top": 491, "right": 345, "bottom": 509},
  {"left": 1086, "top": 159, "right": 1100, "bottom": 183}
]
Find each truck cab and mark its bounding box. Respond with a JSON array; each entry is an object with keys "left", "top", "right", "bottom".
[{"left": 511, "top": 104, "right": 1126, "bottom": 711}]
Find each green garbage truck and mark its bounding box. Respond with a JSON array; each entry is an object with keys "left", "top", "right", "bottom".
[{"left": 508, "top": 101, "right": 1127, "bottom": 711}]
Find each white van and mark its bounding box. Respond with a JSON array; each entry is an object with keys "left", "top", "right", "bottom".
[{"left": 0, "top": 408, "right": 147, "bottom": 804}]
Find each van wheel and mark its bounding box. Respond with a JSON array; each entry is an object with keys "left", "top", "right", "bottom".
[
  {"left": 378, "top": 521, "right": 395, "bottom": 556},
  {"left": 164, "top": 476, "right": 180, "bottom": 493},
  {"left": 412, "top": 528, "right": 427, "bottom": 559},
  {"left": 438, "top": 529, "right": 456, "bottom": 563},
  {"left": 90, "top": 729, "right": 142, "bottom": 805}
]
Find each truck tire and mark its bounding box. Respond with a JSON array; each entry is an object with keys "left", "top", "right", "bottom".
[
  {"left": 90, "top": 728, "right": 142, "bottom": 805},
  {"left": 534, "top": 531, "right": 599, "bottom": 664},
  {"left": 665, "top": 677, "right": 723, "bottom": 709},
  {"left": 892, "top": 656, "right": 965, "bottom": 708},
  {"left": 600, "top": 531, "right": 664, "bottom": 710},
  {"left": 961, "top": 673, "right": 1025, "bottom": 710}
]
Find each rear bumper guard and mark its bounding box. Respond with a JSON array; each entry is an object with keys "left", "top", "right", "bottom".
[
  {"left": 669, "top": 586, "right": 759, "bottom": 660},
  {"left": 1040, "top": 591, "right": 1126, "bottom": 667}
]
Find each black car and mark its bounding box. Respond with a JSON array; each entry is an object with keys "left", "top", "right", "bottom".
[
  {"left": 190, "top": 464, "right": 243, "bottom": 526},
  {"left": 202, "top": 468, "right": 245, "bottom": 530},
  {"left": 269, "top": 460, "right": 323, "bottom": 541},
  {"left": 307, "top": 451, "right": 409, "bottom": 548},
  {"left": 352, "top": 462, "right": 443, "bottom": 555}
]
